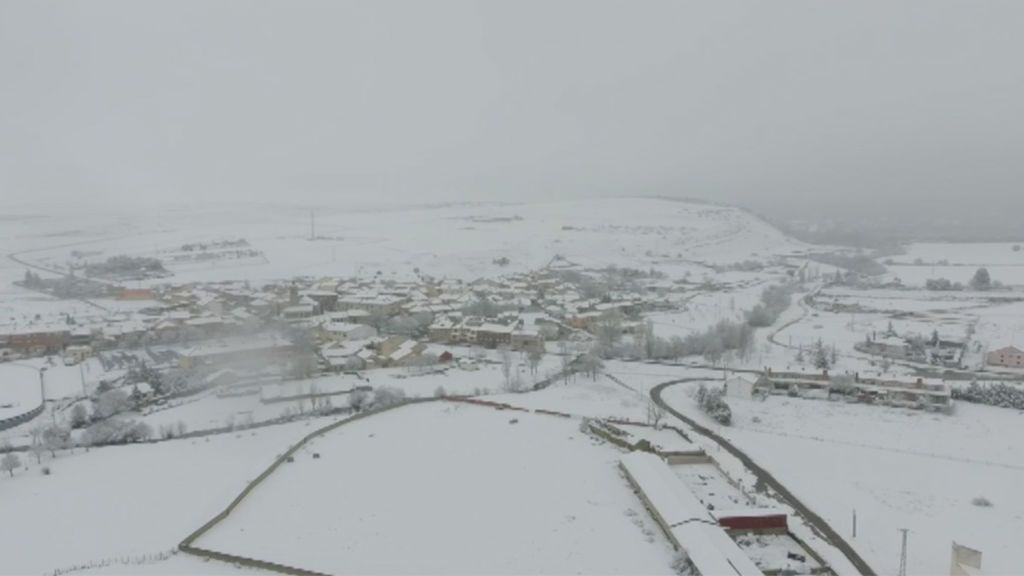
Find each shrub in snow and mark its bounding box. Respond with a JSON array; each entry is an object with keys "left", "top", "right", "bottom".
[
  {"left": 953, "top": 381, "right": 1024, "bottom": 410},
  {"left": 373, "top": 386, "right": 406, "bottom": 408},
  {"left": 971, "top": 496, "right": 993, "bottom": 507},
  {"left": 83, "top": 418, "right": 153, "bottom": 446},
  {"left": 829, "top": 374, "right": 857, "bottom": 397},
  {"left": 94, "top": 389, "right": 131, "bottom": 419},
  {"left": 349, "top": 389, "right": 371, "bottom": 412},
  {"left": 41, "top": 466, "right": 51, "bottom": 476},
  {"left": 70, "top": 403, "right": 90, "bottom": 428},
  {"left": 433, "top": 386, "right": 447, "bottom": 398},
  {"left": 695, "top": 384, "right": 732, "bottom": 426},
  {"left": 578, "top": 417, "right": 593, "bottom": 434}
]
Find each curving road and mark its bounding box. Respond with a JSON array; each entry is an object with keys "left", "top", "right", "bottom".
[{"left": 651, "top": 379, "right": 877, "bottom": 576}]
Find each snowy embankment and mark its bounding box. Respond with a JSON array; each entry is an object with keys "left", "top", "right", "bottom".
[
  {"left": 195, "top": 402, "right": 677, "bottom": 575},
  {"left": 660, "top": 382, "right": 1024, "bottom": 576}
]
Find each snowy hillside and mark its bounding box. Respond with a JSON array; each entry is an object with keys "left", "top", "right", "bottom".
[{"left": 3, "top": 198, "right": 807, "bottom": 287}]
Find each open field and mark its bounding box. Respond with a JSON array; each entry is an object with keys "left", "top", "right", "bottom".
[
  {"left": 196, "top": 402, "right": 677, "bottom": 575},
  {"left": 0, "top": 418, "right": 334, "bottom": 575}
]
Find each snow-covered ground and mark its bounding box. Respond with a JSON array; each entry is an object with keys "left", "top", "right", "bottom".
[
  {"left": 196, "top": 401, "right": 677, "bottom": 574},
  {"left": 5, "top": 200, "right": 1024, "bottom": 575},
  {"left": 0, "top": 362, "right": 42, "bottom": 422},
  {"left": 3, "top": 198, "right": 806, "bottom": 287},
  {"left": 660, "top": 383, "right": 1024, "bottom": 576},
  {"left": 883, "top": 242, "right": 1024, "bottom": 287},
  {"left": 0, "top": 417, "right": 340, "bottom": 575}
]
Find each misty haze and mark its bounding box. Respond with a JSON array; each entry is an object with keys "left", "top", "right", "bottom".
[{"left": 2, "top": 2, "right": 1023, "bottom": 576}]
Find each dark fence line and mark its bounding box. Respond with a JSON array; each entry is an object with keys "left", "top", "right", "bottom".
[
  {"left": 651, "top": 380, "right": 877, "bottom": 576},
  {"left": 0, "top": 401, "right": 45, "bottom": 432},
  {"left": 178, "top": 398, "right": 441, "bottom": 574}
]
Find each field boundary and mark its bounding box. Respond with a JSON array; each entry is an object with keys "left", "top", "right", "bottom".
[
  {"left": 0, "top": 401, "right": 45, "bottom": 432},
  {"left": 177, "top": 398, "right": 441, "bottom": 574}
]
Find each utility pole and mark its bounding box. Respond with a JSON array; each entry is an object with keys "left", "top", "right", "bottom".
[
  {"left": 310, "top": 210, "right": 316, "bottom": 240},
  {"left": 852, "top": 509, "right": 857, "bottom": 539},
  {"left": 79, "top": 362, "right": 87, "bottom": 397},
  {"left": 897, "top": 528, "right": 910, "bottom": 576},
  {"left": 39, "top": 367, "right": 54, "bottom": 425}
]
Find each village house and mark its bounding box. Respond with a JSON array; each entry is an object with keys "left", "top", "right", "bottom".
[
  {"left": 0, "top": 326, "right": 70, "bottom": 355},
  {"left": 301, "top": 290, "right": 338, "bottom": 313},
  {"left": 281, "top": 303, "right": 317, "bottom": 321},
  {"left": 320, "top": 319, "right": 377, "bottom": 342},
  {"left": 427, "top": 316, "right": 457, "bottom": 342},
  {"left": 442, "top": 316, "right": 544, "bottom": 352},
  {"left": 335, "top": 293, "right": 407, "bottom": 316},
  {"left": 987, "top": 345, "right": 1024, "bottom": 368}
]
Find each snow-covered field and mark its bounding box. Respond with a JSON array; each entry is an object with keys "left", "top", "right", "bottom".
[
  {"left": 4, "top": 198, "right": 806, "bottom": 288},
  {"left": 660, "top": 383, "right": 1024, "bottom": 576},
  {"left": 133, "top": 356, "right": 566, "bottom": 437},
  {"left": 890, "top": 242, "right": 1024, "bottom": 267},
  {"left": 0, "top": 418, "right": 339, "bottom": 575},
  {"left": 196, "top": 401, "right": 677, "bottom": 574},
  {"left": 883, "top": 242, "right": 1024, "bottom": 287}
]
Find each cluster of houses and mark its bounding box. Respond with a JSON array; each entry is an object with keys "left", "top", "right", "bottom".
[{"left": 1, "top": 267, "right": 671, "bottom": 375}]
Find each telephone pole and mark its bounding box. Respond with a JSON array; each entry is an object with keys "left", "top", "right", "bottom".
[
  {"left": 309, "top": 210, "right": 316, "bottom": 240},
  {"left": 897, "top": 528, "right": 910, "bottom": 576}
]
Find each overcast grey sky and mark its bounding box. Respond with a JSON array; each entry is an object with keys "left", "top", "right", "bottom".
[{"left": 1, "top": 1, "right": 1022, "bottom": 218}]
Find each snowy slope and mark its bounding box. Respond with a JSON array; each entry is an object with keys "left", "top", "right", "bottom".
[{"left": 6, "top": 198, "right": 806, "bottom": 285}]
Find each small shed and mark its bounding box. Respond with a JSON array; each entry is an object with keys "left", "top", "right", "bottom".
[{"left": 725, "top": 375, "right": 756, "bottom": 399}]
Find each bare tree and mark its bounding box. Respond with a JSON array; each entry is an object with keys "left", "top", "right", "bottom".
[
  {"left": 580, "top": 347, "right": 604, "bottom": 381},
  {"left": 647, "top": 396, "right": 666, "bottom": 427},
  {"left": 29, "top": 424, "right": 46, "bottom": 464},
  {"left": 1, "top": 452, "right": 21, "bottom": 477},
  {"left": 558, "top": 339, "right": 575, "bottom": 383},
  {"left": 42, "top": 424, "right": 71, "bottom": 457},
  {"left": 594, "top": 310, "right": 624, "bottom": 356},
  {"left": 499, "top": 345, "right": 515, "bottom": 391},
  {"left": 527, "top": 347, "right": 543, "bottom": 376}
]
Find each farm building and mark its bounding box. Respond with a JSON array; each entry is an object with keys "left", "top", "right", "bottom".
[{"left": 619, "top": 452, "right": 764, "bottom": 576}]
